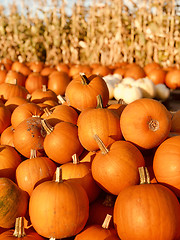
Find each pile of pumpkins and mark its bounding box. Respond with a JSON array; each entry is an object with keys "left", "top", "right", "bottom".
[{"left": 0, "top": 58, "right": 179, "bottom": 239}]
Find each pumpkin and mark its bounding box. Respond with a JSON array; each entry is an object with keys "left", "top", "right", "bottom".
[
  {"left": 132, "top": 77, "right": 156, "bottom": 98},
  {"left": 13, "top": 116, "right": 46, "bottom": 158},
  {"left": 56, "top": 62, "right": 70, "bottom": 74},
  {"left": 48, "top": 70, "right": 71, "bottom": 96},
  {"left": 120, "top": 98, "right": 172, "bottom": 149},
  {"left": 107, "top": 99, "right": 127, "bottom": 117},
  {"left": 155, "top": 83, "right": 170, "bottom": 101},
  {"left": 42, "top": 119, "right": 83, "bottom": 164},
  {"left": 171, "top": 110, "right": 180, "bottom": 133},
  {"left": 60, "top": 154, "right": 101, "bottom": 202},
  {"left": 0, "top": 217, "right": 45, "bottom": 239},
  {"left": 91, "top": 134, "right": 145, "bottom": 195},
  {"left": 25, "top": 72, "right": 47, "bottom": 94},
  {"left": 0, "top": 178, "right": 28, "bottom": 228},
  {"left": 124, "top": 64, "right": 146, "bottom": 80},
  {"left": 1, "top": 58, "right": 12, "bottom": 71},
  {"left": 5, "top": 70, "right": 26, "bottom": 87},
  {"left": 77, "top": 95, "right": 122, "bottom": 152},
  {"left": 0, "top": 64, "right": 7, "bottom": 83},
  {"left": 30, "top": 85, "right": 58, "bottom": 104},
  {"left": 41, "top": 104, "right": 79, "bottom": 126},
  {"left": 143, "top": 62, "right": 161, "bottom": 75},
  {"left": 0, "top": 126, "right": 15, "bottom": 147},
  {"left": 146, "top": 68, "right": 166, "bottom": 85},
  {"left": 11, "top": 61, "right": 32, "bottom": 76},
  {"left": 65, "top": 73, "right": 109, "bottom": 111},
  {"left": 40, "top": 66, "right": 56, "bottom": 77},
  {"left": 28, "top": 61, "right": 44, "bottom": 73},
  {"left": 0, "top": 145, "right": 21, "bottom": 181},
  {"left": 92, "top": 65, "right": 112, "bottom": 77},
  {"left": 0, "top": 105, "right": 11, "bottom": 134},
  {"left": 11, "top": 102, "right": 44, "bottom": 129},
  {"left": 16, "top": 149, "right": 57, "bottom": 196},
  {"left": 113, "top": 167, "right": 180, "bottom": 240},
  {"left": 165, "top": 69, "right": 180, "bottom": 89},
  {"left": 29, "top": 167, "right": 89, "bottom": 239},
  {"left": 75, "top": 214, "right": 119, "bottom": 240},
  {"left": 153, "top": 135, "right": 180, "bottom": 197},
  {"left": 5, "top": 96, "right": 29, "bottom": 113},
  {"left": 0, "top": 82, "right": 29, "bottom": 102}
]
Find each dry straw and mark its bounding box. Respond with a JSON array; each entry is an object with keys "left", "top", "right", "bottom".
[{"left": 0, "top": 0, "right": 179, "bottom": 67}]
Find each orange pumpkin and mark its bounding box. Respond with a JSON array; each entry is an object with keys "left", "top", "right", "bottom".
[
  {"left": 91, "top": 135, "right": 145, "bottom": 195},
  {"left": 11, "top": 61, "right": 32, "bottom": 76},
  {"left": 0, "top": 145, "right": 21, "bottom": 181},
  {"left": 16, "top": 149, "right": 57, "bottom": 195},
  {"left": 48, "top": 70, "right": 71, "bottom": 96},
  {"left": 124, "top": 64, "right": 146, "bottom": 80},
  {"left": 30, "top": 85, "right": 57, "bottom": 104},
  {"left": 146, "top": 68, "right": 166, "bottom": 84},
  {"left": 165, "top": 69, "right": 180, "bottom": 89},
  {"left": 0, "top": 178, "right": 28, "bottom": 228},
  {"left": 29, "top": 167, "right": 89, "bottom": 239},
  {"left": 77, "top": 95, "right": 122, "bottom": 152},
  {"left": 42, "top": 119, "right": 83, "bottom": 164},
  {"left": 60, "top": 154, "right": 101, "bottom": 202},
  {"left": 171, "top": 110, "right": 180, "bottom": 133},
  {"left": 0, "top": 65, "right": 7, "bottom": 83},
  {"left": 113, "top": 167, "right": 180, "bottom": 240},
  {"left": 13, "top": 117, "right": 46, "bottom": 158},
  {"left": 5, "top": 70, "right": 26, "bottom": 87},
  {"left": 92, "top": 65, "right": 112, "bottom": 77},
  {"left": 143, "top": 62, "right": 161, "bottom": 75},
  {"left": 25, "top": 72, "right": 47, "bottom": 94},
  {"left": 153, "top": 135, "right": 180, "bottom": 197},
  {"left": 75, "top": 214, "right": 119, "bottom": 240},
  {"left": 65, "top": 73, "right": 109, "bottom": 111},
  {"left": 11, "top": 102, "right": 44, "bottom": 129},
  {"left": 5, "top": 96, "right": 29, "bottom": 113},
  {"left": 0, "top": 125, "right": 15, "bottom": 147},
  {"left": 0, "top": 105, "right": 11, "bottom": 134},
  {"left": 0, "top": 217, "right": 45, "bottom": 239},
  {"left": 120, "top": 98, "right": 172, "bottom": 149}
]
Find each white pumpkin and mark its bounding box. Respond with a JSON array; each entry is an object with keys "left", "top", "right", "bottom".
[
  {"left": 155, "top": 83, "right": 170, "bottom": 100},
  {"left": 121, "top": 77, "right": 135, "bottom": 85},
  {"left": 103, "top": 74, "right": 122, "bottom": 99},
  {"left": 132, "top": 77, "right": 156, "bottom": 98},
  {"left": 113, "top": 83, "right": 143, "bottom": 104}
]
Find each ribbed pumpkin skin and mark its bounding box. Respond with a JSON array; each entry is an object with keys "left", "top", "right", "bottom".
[
  {"left": 29, "top": 179, "right": 89, "bottom": 239},
  {"left": 91, "top": 140, "right": 145, "bottom": 195},
  {"left": 77, "top": 108, "right": 122, "bottom": 152},
  {"left": 13, "top": 117, "right": 45, "bottom": 158},
  {"left": 65, "top": 74, "right": 109, "bottom": 111},
  {"left": 75, "top": 225, "right": 119, "bottom": 240},
  {"left": 0, "top": 125, "right": 14, "bottom": 147},
  {"left": 16, "top": 156, "right": 57, "bottom": 195},
  {"left": 0, "top": 145, "right": 21, "bottom": 180},
  {"left": 120, "top": 98, "right": 172, "bottom": 149},
  {"left": 113, "top": 183, "right": 180, "bottom": 240},
  {"left": 43, "top": 121, "right": 83, "bottom": 164},
  {"left": 25, "top": 72, "right": 47, "bottom": 94},
  {"left": 153, "top": 135, "right": 180, "bottom": 197},
  {"left": 0, "top": 178, "right": 28, "bottom": 228},
  {"left": 0, "top": 105, "right": 11, "bottom": 134},
  {"left": 0, "top": 228, "right": 45, "bottom": 239},
  {"left": 11, "top": 103, "right": 44, "bottom": 129},
  {"left": 60, "top": 161, "right": 101, "bottom": 203}
]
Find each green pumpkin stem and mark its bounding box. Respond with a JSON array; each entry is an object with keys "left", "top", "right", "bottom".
[
  {"left": 102, "top": 214, "right": 112, "bottom": 229},
  {"left": 80, "top": 72, "right": 89, "bottom": 85},
  {"left": 93, "top": 134, "right": 109, "bottom": 154},
  {"left": 138, "top": 167, "right": 151, "bottom": 184},
  {"left": 13, "top": 217, "right": 26, "bottom": 238}
]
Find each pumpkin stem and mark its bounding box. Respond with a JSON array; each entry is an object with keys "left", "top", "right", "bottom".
[
  {"left": 80, "top": 72, "right": 89, "bottom": 85},
  {"left": 102, "top": 214, "right": 112, "bottom": 229},
  {"left": 13, "top": 217, "right": 26, "bottom": 238},
  {"left": 42, "top": 84, "right": 47, "bottom": 92},
  {"left": 72, "top": 154, "right": 80, "bottom": 164},
  {"left": 0, "top": 64, "right": 5, "bottom": 70},
  {"left": 30, "top": 149, "right": 37, "bottom": 159},
  {"left": 41, "top": 119, "right": 54, "bottom": 135},
  {"left": 96, "top": 95, "right": 103, "bottom": 109},
  {"left": 138, "top": 167, "right": 151, "bottom": 184},
  {"left": 57, "top": 95, "right": 66, "bottom": 104},
  {"left": 103, "top": 194, "right": 116, "bottom": 207},
  {"left": 26, "top": 93, "right": 32, "bottom": 101},
  {"left": 43, "top": 107, "right": 52, "bottom": 117},
  {"left": 117, "top": 98, "right": 126, "bottom": 105},
  {"left": 55, "top": 167, "right": 63, "bottom": 183},
  {"left": 93, "top": 134, "right": 109, "bottom": 154},
  {"left": 148, "top": 119, "right": 159, "bottom": 132}
]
